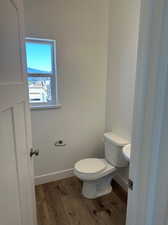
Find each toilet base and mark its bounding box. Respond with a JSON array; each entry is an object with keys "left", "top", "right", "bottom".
[{"left": 82, "top": 174, "right": 113, "bottom": 199}]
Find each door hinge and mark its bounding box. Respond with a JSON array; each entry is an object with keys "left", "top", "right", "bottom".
[{"left": 128, "top": 178, "right": 133, "bottom": 190}]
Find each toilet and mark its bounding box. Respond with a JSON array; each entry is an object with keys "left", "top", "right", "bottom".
[
  {"left": 123, "top": 144, "right": 131, "bottom": 161},
  {"left": 74, "top": 133, "right": 130, "bottom": 199}
]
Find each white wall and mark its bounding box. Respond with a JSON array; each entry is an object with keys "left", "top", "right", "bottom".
[
  {"left": 24, "top": 0, "right": 109, "bottom": 180},
  {"left": 106, "top": 0, "right": 140, "bottom": 141},
  {"left": 106, "top": 0, "right": 140, "bottom": 189}
]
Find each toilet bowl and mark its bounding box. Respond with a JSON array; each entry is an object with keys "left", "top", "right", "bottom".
[
  {"left": 74, "top": 158, "right": 116, "bottom": 199},
  {"left": 74, "top": 133, "right": 130, "bottom": 199}
]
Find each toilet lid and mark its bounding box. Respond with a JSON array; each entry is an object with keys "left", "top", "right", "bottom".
[{"left": 75, "top": 158, "right": 106, "bottom": 174}]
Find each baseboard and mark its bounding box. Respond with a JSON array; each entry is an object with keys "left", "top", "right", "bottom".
[
  {"left": 35, "top": 168, "right": 74, "bottom": 185},
  {"left": 113, "top": 173, "right": 128, "bottom": 192}
]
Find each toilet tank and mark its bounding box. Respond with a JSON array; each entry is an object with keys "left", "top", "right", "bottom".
[{"left": 104, "top": 133, "right": 129, "bottom": 167}]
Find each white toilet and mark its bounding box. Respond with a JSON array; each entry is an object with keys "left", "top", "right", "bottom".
[{"left": 74, "top": 133, "right": 130, "bottom": 199}]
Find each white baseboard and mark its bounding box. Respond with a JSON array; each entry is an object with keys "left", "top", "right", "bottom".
[
  {"left": 113, "top": 173, "right": 128, "bottom": 192},
  {"left": 35, "top": 168, "right": 74, "bottom": 185}
]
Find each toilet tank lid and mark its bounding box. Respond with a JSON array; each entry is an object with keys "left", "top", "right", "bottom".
[{"left": 104, "top": 132, "right": 129, "bottom": 147}]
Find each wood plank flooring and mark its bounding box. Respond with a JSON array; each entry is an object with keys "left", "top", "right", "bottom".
[{"left": 35, "top": 177, "right": 127, "bottom": 225}]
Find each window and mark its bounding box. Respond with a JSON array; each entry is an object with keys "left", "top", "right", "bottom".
[{"left": 25, "top": 37, "right": 59, "bottom": 109}]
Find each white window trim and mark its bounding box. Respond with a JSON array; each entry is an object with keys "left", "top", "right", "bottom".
[{"left": 25, "top": 37, "right": 60, "bottom": 110}]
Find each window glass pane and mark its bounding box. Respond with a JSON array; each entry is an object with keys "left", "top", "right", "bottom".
[
  {"left": 28, "top": 77, "right": 52, "bottom": 103},
  {"left": 26, "top": 41, "right": 53, "bottom": 74}
]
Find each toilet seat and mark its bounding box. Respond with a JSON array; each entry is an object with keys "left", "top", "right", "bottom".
[
  {"left": 74, "top": 158, "right": 116, "bottom": 181},
  {"left": 75, "top": 158, "right": 106, "bottom": 174}
]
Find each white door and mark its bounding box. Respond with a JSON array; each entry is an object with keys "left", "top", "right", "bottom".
[
  {"left": 0, "top": 1, "right": 37, "bottom": 225},
  {"left": 126, "top": 0, "right": 168, "bottom": 224}
]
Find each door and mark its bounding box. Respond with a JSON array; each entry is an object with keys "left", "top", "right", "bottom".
[
  {"left": 0, "top": 0, "right": 36, "bottom": 225},
  {"left": 126, "top": 0, "right": 168, "bottom": 224}
]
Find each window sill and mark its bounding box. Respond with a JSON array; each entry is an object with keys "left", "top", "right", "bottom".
[{"left": 31, "top": 104, "right": 62, "bottom": 110}]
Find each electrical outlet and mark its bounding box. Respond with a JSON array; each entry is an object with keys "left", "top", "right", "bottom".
[{"left": 54, "top": 140, "right": 66, "bottom": 147}]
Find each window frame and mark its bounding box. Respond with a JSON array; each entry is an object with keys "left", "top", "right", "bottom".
[{"left": 25, "top": 37, "right": 60, "bottom": 109}]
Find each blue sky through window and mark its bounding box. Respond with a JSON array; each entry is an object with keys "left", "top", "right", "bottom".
[{"left": 26, "top": 41, "right": 53, "bottom": 74}]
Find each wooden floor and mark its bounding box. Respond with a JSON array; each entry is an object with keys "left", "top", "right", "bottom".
[{"left": 35, "top": 177, "right": 127, "bottom": 225}]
